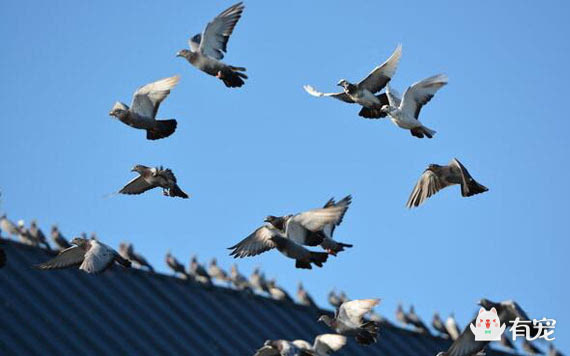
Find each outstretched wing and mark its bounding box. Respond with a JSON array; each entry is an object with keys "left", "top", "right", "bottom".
[
  {"left": 290, "top": 198, "right": 351, "bottom": 233},
  {"left": 131, "top": 75, "right": 180, "bottom": 119},
  {"left": 313, "top": 334, "right": 347, "bottom": 355},
  {"left": 406, "top": 170, "right": 445, "bottom": 208},
  {"left": 358, "top": 44, "right": 402, "bottom": 93},
  {"left": 338, "top": 299, "right": 380, "bottom": 325},
  {"left": 386, "top": 86, "right": 402, "bottom": 108},
  {"left": 119, "top": 175, "right": 155, "bottom": 195},
  {"left": 198, "top": 2, "right": 244, "bottom": 60},
  {"left": 400, "top": 74, "right": 448, "bottom": 119},
  {"left": 228, "top": 225, "right": 277, "bottom": 258},
  {"left": 303, "top": 85, "right": 353, "bottom": 103},
  {"left": 444, "top": 320, "right": 487, "bottom": 356},
  {"left": 35, "top": 245, "right": 86, "bottom": 270}
]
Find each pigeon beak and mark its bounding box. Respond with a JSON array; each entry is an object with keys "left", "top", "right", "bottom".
[{"left": 176, "top": 51, "right": 183, "bottom": 57}]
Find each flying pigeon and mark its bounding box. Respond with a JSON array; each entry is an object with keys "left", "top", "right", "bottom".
[
  {"left": 320, "top": 196, "right": 353, "bottom": 256},
  {"left": 177, "top": 2, "right": 247, "bottom": 88},
  {"left": 119, "top": 165, "right": 189, "bottom": 199},
  {"left": 119, "top": 242, "right": 154, "bottom": 272},
  {"left": 109, "top": 75, "right": 179, "bottom": 140},
  {"left": 304, "top": 44, "right": 402, "bottom": 119},
  {"left": 522, "top": 340, "right": 543, "bottom": 355},
  {"left": 51, "top": 225, "right": 71, "bottom": 250},
  {"left": 380, "top": 74, "right": 448, "bottom": 138},
  {"left": 292, "top": 334, "right": 347, "bottom": 356},
  {"left": 267, "top": 279, "right": 293, "bottom": 303},
  {"left": 253, "top": 339, "right": 310, "bottom": 356},
  {"left": 297, "top": 282, "right": 318, "bottom": 309},
  {"left": 432, "top": 312, "right": 450, "bottom": 338},
  {"left": 0, "top": 246, "right": 6, "bottom": 268},
  {"left": 318, "top": 298, "right": 381, "bottom": 345},
  {"left": 29, "top": 220, "right": 51, "bottom": 250},
  {"left": 445, "top": 313, "right": 461, "bottom": 341},
  {"left": 328, "top": 290, "right": 342, "bottom": 309},
  {"left": 208, "top": 258, "right": 231, "bottom": 284},
  {"left": 189, "top": 255, "right": 212, "bottom": 285},
  {"left": 406, "top": 158, "right": 488, "bottom": 208},
  {"left": 230, "top": 264, "right": 251, "bottom": 291},
  {"left": 406, "top": 305, "right": 431, "bottom": 334},
  {"left": 165, "top": 251, "right": 188, "bottom": 279},
  {"left": 249, "top": 267, "right": 269, "bottom": 294},
  {"left": 0, "top": 214, "right": 19, "bottom": 239},
  {"left": 35, "top": 237, "right": 131, "bottom": 274},
  {"left": 438, "top": 299, "right": 541, "bottom": 356}
]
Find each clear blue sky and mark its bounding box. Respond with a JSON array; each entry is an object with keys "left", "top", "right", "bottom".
[{"left": 1, "top": 0, "right": 568, "bottom": 352}]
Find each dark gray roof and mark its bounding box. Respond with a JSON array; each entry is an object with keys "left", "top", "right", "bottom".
[{"left": 0, "top": 239, "right": 521, "bottom": 356}]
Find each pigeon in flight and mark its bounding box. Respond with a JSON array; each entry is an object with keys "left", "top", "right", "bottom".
[
  {"left": 320, "top": 196, "right": 353, "bottom": 256},
  {"left": 0, "top": 214, "right": 19, "bottom": 239},
  {"left": 407, "top": 158, "right": 488, "bottom": 208},
  {"left": 253, "top": 339, "right": 310, "bottom": 356},
  {"left": 165, "top": 251, "right": 188, "bottom": 279},
  {"left": 51, "top": 225, "right": 71, "bottom": 250},
  {"left": 119, "top": 242, "right": 154, "bottom": 272},
  {"left": 119, "top": 165, "right": 189, "bottom": 199},
  {"left": 29, "top": 220, "right": 51, "bottom": 250},
  {"left": 35, "top": 237, "right": 131, "bottom": 274},
  {"left": 304, "top": 45, "right": 402, "bottom": 119},
  {"left": 318, "top": 298, "right": 381, "bottom": 345},
  {"left": 208, "top": 258, "right": 231, "bottom": 284},
  {"left": 109, "top": 75, "right": 179, "bottom": 140},
  {"left": 189, "top": 255, "right": 212, "bottom": 285},
  {"left": 406, "top": 305, "right": 431, "bottom": 334},
  {"left": 380, "top": 74, "right": 448, "bottom": 138},
  {"left": 177, "top": 2, "right": 247, "bottom": 88},
  {"left": 292, "top": 334, "right": 348, "bottom": 356},
  {"left": 432, "top": 312, "right": 451, "bottom": 338},
  {"left": 297, "top": 282, "right": 318, "bottom": 309},
  {"left": 445, "top": 313, "right": 461, "bottom": 341}
]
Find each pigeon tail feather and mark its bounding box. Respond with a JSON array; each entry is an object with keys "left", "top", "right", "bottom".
[
  {"left": 219, "top": 68, "right": 247, "bottom": 87},
  {"left": 309, "top": 251, "right": 328, "bottom": 267},
  {"left": 147, "top": 119, "right": 177, "bottom": 140},
  {"left": 463, "top": 179, "right": 488, "bottom": 197},
  {"left": 169, "top": 184, "right": 189, "bottom": 199},
  {"left": 410, "top": 126, "right": 436, "bottom": 139}
]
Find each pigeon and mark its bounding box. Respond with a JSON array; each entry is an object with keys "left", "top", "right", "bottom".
[
  {"left": 549, "top": 344, "right": 565, "bottom": 356},
  {"left": 407, "top": 158, "right": 488, "bottom": 208},
  {"left": 0, "top": 214, "right": 19, "bottom": 239},
  {"left": 230, "top": 264, "right": 251, "bottom": 291},
  {"left": 396, "top": 303, "right": 412, "bottom": 327},
  {"left": 0, "top": 246, "right": 6, "bottom": 268},
  {"left": 297, "top": 282, "right": 318, "bottom": 309},
  {"left": 109, "top": 75, "right": 179, "bottom": 140},
  {"left": 439, "top": 299, "right": 540, "bottom": 356},
  {"left": 17, "top": 220, "right": 37, "bottom": 246},
  {"left": 380, "top": 74, "right": 448, "bottom": 138},
  {"left": 433, "top": 312, "right": 450, "bottom": 338},
  {"left": 189, "top": 255, "right": 212, "bottom": 285},
  {"left": 229, "top": 198, "right": 350, "bottom": 269},
  {"left": 119, "top": 165, "right": 189, "bottom": 199},
  {"left": 292, "top": 334, "right": 347, "bottom": 356},
  {"left": 177, "top": 2, "right": 247, "bottom": 88},
  {"left": 304, "top": 44, "right": 402, "bottom": 119},
  {"left": 35, "top": 237, "right": 131, "bottom": 274},
  {"left": 267, "top": 279, "right": 293, "bottom": 303},
  {"left": 328, "top": 290, "right": 342, "bottom": 309},
  {"left": 319, "top": 196, "right": 353, "bottom": 256},
  {"left": 445, "top": 313, "right": 461, "bottom": 341},
  {"left": 318, "top": 299, "right": 381, "bottom": 345},
  {"left": 498, "top": 331, "right": 515, "bottom": 351},
  {"left": 338, "top": 291, "right": 349, "bottom": 304},
  {"left": 249, "top": 267, "right": 270, "bottom": 294},
  {"left": 51, "top": 225, "right": 71, "bottom": 250},
  {"left": 118, "top": 242, "right": 154, "bottom": 271},
  {"left": 406, "top": 305, "right": 431, "bottom": 334},
  {"left": 253, "top": 339, "right": 310, "bottom": 356},
  {"left": 29, "top": 220, "right": 51, "bottom": 250},
  {"left": 208, "top": 258, "right": 231, "bottom": 283},
  {"left": 166, "top": 251, "right": 188, "bottom": 279},
  {"left": 522, "top": 340, "right": 543, "bottom": 355}
]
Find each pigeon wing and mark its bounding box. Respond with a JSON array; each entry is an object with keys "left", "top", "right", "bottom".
[
  {"left": 80, "top": 241, "right": 116, "bottom": 274},
  {"left": 252, "top": 346, "right": 280, "bottom": 356},
  {"left": 131, "top": 75, "right": 180, "bottom": 118},
  {"left": 119, "top": 175, "right": 155, "bottom": 195},
  {"left": 338, "top": 299, "right": 380, "bottom": 325},
  {"left": 303, "top": 85, "right": 353, "bottom": 103},
  {"left": 406, "top": 170, "right": 445, "bottom": 208},
  {"left": 35, "top": 245, "right": 86, "bottom": 270},
  {"left": 189, "top": 33, "right": 202, "bottom": 52},
  {"left": 228, "top": 225, "right": 277, "bottom": 258},
  {"left": 199, "top": 2, "right": 244, "bottom": 60},
  {"left": 313, "top": 334, "right": 347, "bottom": 355},
  {"left": 290, "top": 198, "right": 351, "bottom": 233},
  {"left": 400, "top": 74, "right": 448, "bottom": 119},
  {"left": 386, "top": 86, "right": 402, "bottom": 108},
  {"left": 444, "top": 321, "right": 487, "bottom": 356},
  {"left": 358, "top": 44, "right": 402, "bottom": 93},
  {"left": 449, "top": 158, "right": 488, "bottom": 197}
]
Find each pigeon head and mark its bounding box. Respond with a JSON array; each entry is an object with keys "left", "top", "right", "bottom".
[
  {"left": 210, "top": 258, "right": 217, "bottom": 265},
  {"left": 318, "top": 315, "right": 334, "bottom": 327},
  {"left": 381, "top": 105, "right": 396, "bottom": 114},
  {"left": 264, "top": 215, "right": 286, "bottom": 230},
  {"left": 70, "top": 237, "right": 88, "bottom": 247},
  {"left": 109, "top": 102, "right": 128, "bottom": 119},
  {"left": 17, "top": 220, "right": 25, "bottom": 227},
  {"left": 426, "top": 164, "right": 442, "bottom": 173},
  {"left": 477, "top": 298, "right": 494, "bottom": 309},
  {"left": 131, "top": 164, "right": 149, "bottom": 173},
  {"left": 176, "top": 49, "right": 191, "bottom": 59},
  {"left": 337, "top": 79, "right": 350, "bottom": 88}
]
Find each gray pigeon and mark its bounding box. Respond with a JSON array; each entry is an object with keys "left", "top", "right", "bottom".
[
  {"left": 0, "top": 214, "right": 19, "bottom": 239},
  {"left": 230, "top": 264, "right": 251, "bottom": 291},
  {"left": 189, "top": 255, "right": 212, "bottom": 285},
  {"left": 267, "top": 279, "right": 293, "bottom": 303},
  {"left": 119, "top": 165, "right": 189, "bottom": 199},
  {"left": 297, "top": 282, "right": 318, "bottom": 309},
  {"left": 445, "top": 313, "right": 461, "bottom": 341},
  {"left": 249, "top": 267, "right": 269, "bottom": 294},
  {"left": 51, "top": 225, "right": 71, "bottom": 250},
  {"left": 396, "top": 303, "right": 412, "bottom": 327},
  {"left": 29, "top": 220, "right": 51, "bottom": 250},
  {"left": 35, "top": 237, "right": 131, "bottom": 274},
  {"left": 253, "top": 339, "right": 310, "bottom": 356},
  {"left": 165, "top": 251, "right": 188, "bottom": 279},
  {"left": 328, "top": 290, "right": 342, "bottom": 309},
  {"left": 407, "top": 158, "right": 488, "bottom": 208},
  {"left": 406, "top": 305, "right": 431, "bottom": 334},
  {"left": 208, "top": 258, "right": 231, "bottom": 283},
  {"left": 17, "top": 220, "right": 37, "bottom": 246},
  {"left": 292, "top": 334, "right": 347, "bottom": 356},
  {"left": 381, "top": 74, "right": 448, "bottom": 138},
  {"left": 119, "top": 242, "right": 154, "bottom": 271},
  {"left": 318, "top": 298, "right": 381, "bottom": 345},
  {"left": 432, "top": 312, "right": 450, "bottom": 338},
  {"left": 109, "top": 75, "right": 179, "bottom": 140},
  {"left": 304, "top": 44, "right": 402, "bottom": 118},
  {"left": 320, "top": 196, "right": 353, "bottom": 256},
  {"left": 177, "top": 2, "right": 247, "bottom": 88}
]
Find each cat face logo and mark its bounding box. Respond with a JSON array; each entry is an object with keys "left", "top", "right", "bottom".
[{"left": 469, "top": 307, "right": 506, "bottom": 341}]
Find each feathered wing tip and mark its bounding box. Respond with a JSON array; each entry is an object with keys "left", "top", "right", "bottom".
[{"left": 147, "top": 119, "right": 177, "bottom": 140}]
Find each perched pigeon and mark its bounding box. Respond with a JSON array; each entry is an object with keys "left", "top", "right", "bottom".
[
  {"left": 381, "top": 74, "right": 448, "bottom": 138},
  {"left": 522, "top": 340, "right": 543, "bottom": 355},
  {"left": 304, "top": 45, "right": 402, "bottom": 119},
  {"left": 407, "top": 158, "right": 488, "bottom": 208},
  {"left": 406, "top": 305, "right": 431, "bottom": 334},
  {"left": 396, "top": 303, "right": 412, "bottom": 327},
  {"left": 318, "top": 299, "right": 381, "bottom": 345},
  {"left": 549, "top": 344, "right": 565, "bottom": 356},
  {"left": 177, "top": 2, "right": 247, "bottom": 88},
  {"left": 109, "top": 75, "right": 179, "bottom": 140},
  {"left": 35, "top": 237, "right": 131, "bottom": 274},
  {"left": 319, "top": 196, "right": 353, "bottom": 256},
  {"left": 297, "top": 282, "right": 318, "bottom": 309},
  {"left": 189, "top": 255, "right": 212, "bottom": 285},
  {"left": 292, "top": 334, "right": 347, "bottom": 356},
  {"left": 166, "top": 251, "right": 188, "bottom": 279},
  {"left": 0, "top": 246, "right": 6, "bottom": 268},
  {"left": 338, "top": 291, "right": 349, "bottom": 305},
  {"left": 445, "top": 313, "right": 461, "bottom": 341},
  {"left": 249, "top": 267, "right": 269, "bottom": 294},
  {"left": 439, "top": 299, "right": 540, "bottom": 356},
  {"left": 51, "top": 225, "right": 71, "bottom": 250},
  {"left": 230, "top": 264, "right": 251, "bottom": 291},
  {"left": 432, "top": 312, "right": 450, "bottom": 338},
  {"left": 253, "top": 339, "right": 310, "bottom": 356},
  {"left": 328, "top": 290, "right": 342, "bottom": 309},
  {"left": 29, "top": 220, "right": 51, "bottom": 250},
  {"left": 17, "top": 220, "right": 37, "bottom": 246},
  {"left": 119, "top": 242, "right": 154, "bottom": 271},
  {"left": 119, "top": 165, "right": 189, "bottom": 199},
  {"left": 208, "top": 258, "right": 231, "bottom": 283},
  {"left": 0, "top": 214, "right": 19, "bottom": 239},
  {"left": 267, "top": 279, "right": 293, "bottom": 303}
]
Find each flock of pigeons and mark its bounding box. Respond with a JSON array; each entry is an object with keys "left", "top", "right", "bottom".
[{"left": 0, "top": 2, "right": 563, "bottom": 356}]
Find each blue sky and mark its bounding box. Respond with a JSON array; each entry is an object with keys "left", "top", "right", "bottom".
[{"left": 1, "top": 0, "right": 568, "bottom": 352}]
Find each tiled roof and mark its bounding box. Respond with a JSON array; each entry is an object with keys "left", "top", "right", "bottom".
[{"left": 0, "top": 239, "right": 520, "bottom": 356}]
